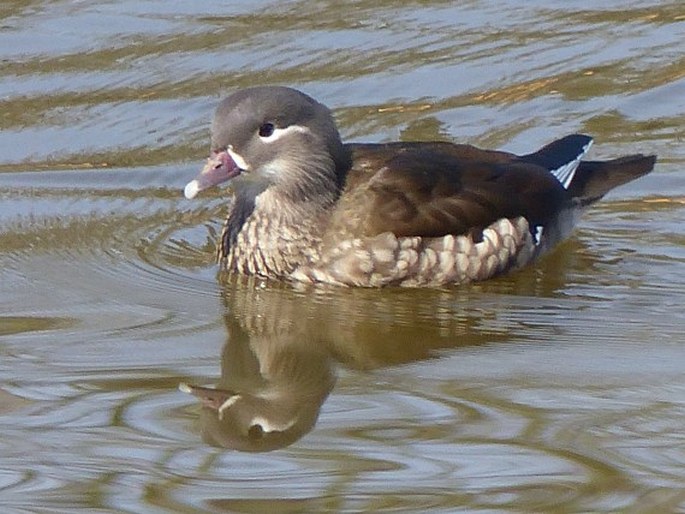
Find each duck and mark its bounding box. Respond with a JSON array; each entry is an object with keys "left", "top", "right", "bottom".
[{"left": 184, "top": 86, "right": 656, "bottom": 287}]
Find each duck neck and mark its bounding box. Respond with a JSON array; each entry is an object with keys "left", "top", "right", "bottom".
[
  {"left": 219, "top": 166, "right": 343, "bottom": 278},
  {"left": 268, "top": 144, "right": 349, "bottom": 206}
]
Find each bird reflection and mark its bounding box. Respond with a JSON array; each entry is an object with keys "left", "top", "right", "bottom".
[
  {"left": 181, "top": 310, "right": 334, "bottom": 452},
  {"left": 181, "top": 244, "right": 582, "bottom": 451}
]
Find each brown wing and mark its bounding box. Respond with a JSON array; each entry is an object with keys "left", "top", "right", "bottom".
[{"left": 337, "top": 142, "right": 568, "bottom": 239}]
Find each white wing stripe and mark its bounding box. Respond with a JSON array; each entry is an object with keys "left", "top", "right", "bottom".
[{"left": 550, "top": 139, "right": 593, "bottom": 189}]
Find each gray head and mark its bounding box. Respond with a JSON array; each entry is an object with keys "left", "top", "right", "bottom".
[
  {"left": 180, "top": 382, "right": 325, "bottom": 452},
  {"left": 185, "top": 86, "right": 349, "bottom": 200}
]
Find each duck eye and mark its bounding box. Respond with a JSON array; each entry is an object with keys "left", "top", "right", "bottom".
[
  {"left": 248, "top": 423, "right": 264, "bottom": 440},
  {"left": 258, "top": 123, "right": 275, "bottom": 138}
]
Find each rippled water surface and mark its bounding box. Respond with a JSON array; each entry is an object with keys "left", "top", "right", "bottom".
[{"left": 1, "top": 1, "right": 684, "bottom": 512}]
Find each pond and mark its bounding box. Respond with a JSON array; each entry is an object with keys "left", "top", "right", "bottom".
[{"left": 1, "top": 1, "right": 684, "bottom": 512}]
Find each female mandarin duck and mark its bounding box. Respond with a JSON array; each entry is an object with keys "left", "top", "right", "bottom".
[{"left": 184, "top": 86, "right": 656, "bottom": 287}]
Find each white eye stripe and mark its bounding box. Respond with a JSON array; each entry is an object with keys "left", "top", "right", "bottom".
[
  {"left": 259, "top": 124, "right": 310, "bottom": 143},
  {"left": 250, "top": 415, "right": 298, "bottom": 433}
]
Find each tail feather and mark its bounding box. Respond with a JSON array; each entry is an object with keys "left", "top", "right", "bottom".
[{"left": 568, "top": 154, "right": 657, "bottom": 203}]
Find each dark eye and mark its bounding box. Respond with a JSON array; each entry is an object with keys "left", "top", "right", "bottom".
[
  {"left": 248, "top": 423, "right": 264, "bottom": 440},
  {"left": 258, "top": 122, "right": 275, "bottom": 137}
]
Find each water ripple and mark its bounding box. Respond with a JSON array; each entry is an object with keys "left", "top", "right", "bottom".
[{"left": 0, "top": 1, "right": 683, "bottom": 512}]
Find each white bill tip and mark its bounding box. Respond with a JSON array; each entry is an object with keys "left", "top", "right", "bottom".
[{"left": 184, "top": 180, "right": 200, "bottom": 199}]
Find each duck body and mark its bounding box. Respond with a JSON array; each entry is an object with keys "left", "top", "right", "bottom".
[{"left": 185, "top": 87, "right": 656, "bottom": 287}]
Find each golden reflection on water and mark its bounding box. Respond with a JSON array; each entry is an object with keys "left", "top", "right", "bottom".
[{"left": 0, "top": 0, "right": 684, "bottom": 512}]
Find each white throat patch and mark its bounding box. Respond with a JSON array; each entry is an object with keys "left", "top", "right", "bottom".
[{"left": 227, "top": 146, "right": 249, "bottom": 170}]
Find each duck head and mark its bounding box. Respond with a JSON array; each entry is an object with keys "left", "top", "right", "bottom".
[{"left": 184, "top": 86, "right": 349, "bottom": 201}]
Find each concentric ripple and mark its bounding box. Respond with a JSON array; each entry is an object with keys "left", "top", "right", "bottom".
[{"left": 1, "top": 0, "right": 684, "bottom": 512}]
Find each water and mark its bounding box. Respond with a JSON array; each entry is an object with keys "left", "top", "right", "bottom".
[{"left": 1, "top": 0, "right": 684, "bottom": 512}]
